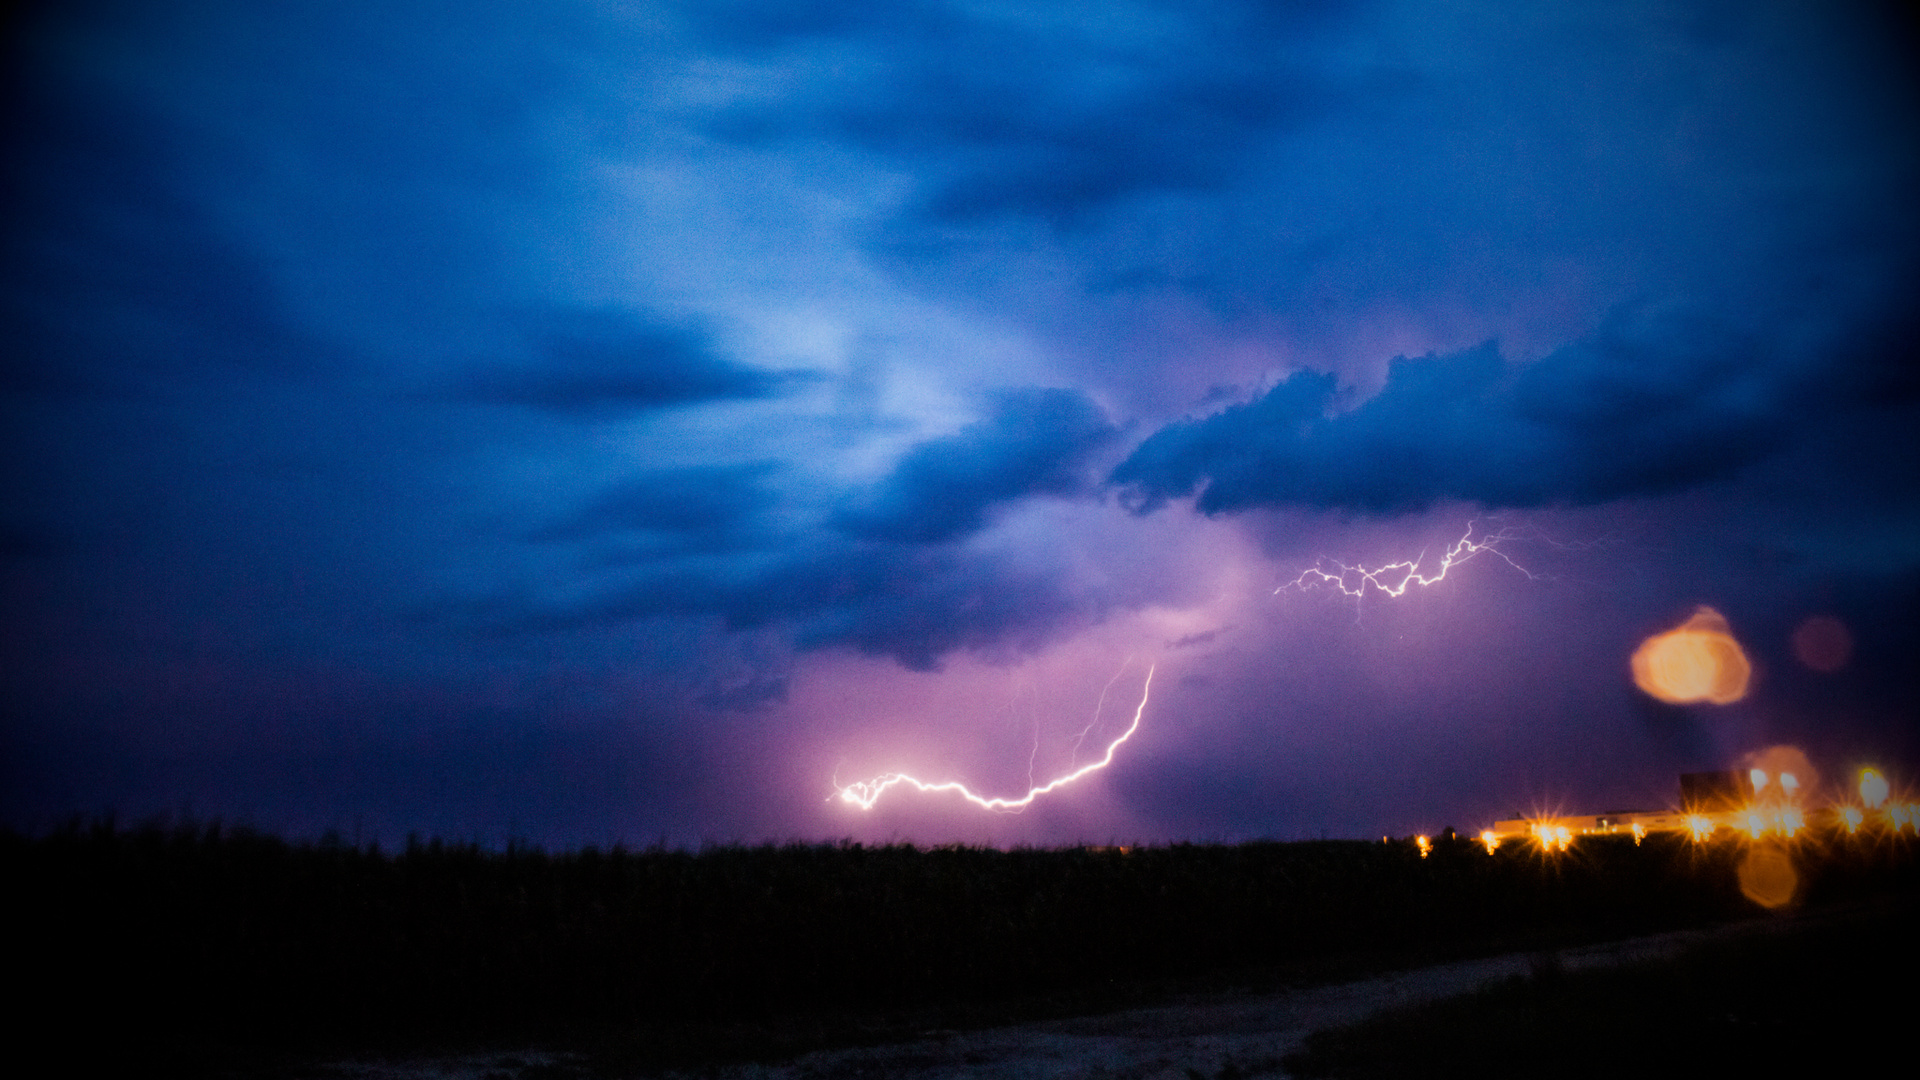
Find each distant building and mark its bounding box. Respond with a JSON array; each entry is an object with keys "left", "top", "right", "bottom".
[
  {"left": 1679, "top": 770, "right": 1748, "bottom": 811},
  {"left": 1491, "top": 771, "right": 1795, "bottom": 846},
  {"left": 1482, "top": 765, "right": 1915, "bottom": 850}
]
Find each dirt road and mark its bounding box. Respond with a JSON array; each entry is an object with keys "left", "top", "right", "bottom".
[{"left": 321, "top": 914, "right": 1821, "bottom": 1080}]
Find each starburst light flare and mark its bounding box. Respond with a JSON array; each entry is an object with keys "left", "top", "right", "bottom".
[{"left": 832, "top": 664, "right": 1155, "bottom": 813}]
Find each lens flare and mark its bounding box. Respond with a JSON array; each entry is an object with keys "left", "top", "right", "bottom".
[
  {"left": 1630, "top": 606, "right": 1751, "bottom": 705},
  {"left": 832, "top": 664, "right": 1154, "bottom": 813},
  {"left": 1790, "top": 615, "right": 1853, "bottom": 673},
  {"left": 1859, "top": 769, "right": 1889, "bottom": 810},
  {"left": 1780, "top": 806, "right": 1804, "bottom": 836},
  {"left": 1527, "top": 821, "right": 1574, "bottom": 853},
  {"left": 1743, "top": 747, "right": 1817, "bottom": 800},
  {"left": 1737, "top": 844, "right": 1798, "bottom": 909}
]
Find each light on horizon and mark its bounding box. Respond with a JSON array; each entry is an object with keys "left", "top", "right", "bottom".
[{"left": 1860, "top": 769, "right": 1889, "bottom": 809}]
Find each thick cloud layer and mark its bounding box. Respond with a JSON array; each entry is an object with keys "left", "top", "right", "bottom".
[
  {"left": 837, "top": 387, "right": 1117, "bottom": 543},
  {"left": 4, "top": 0, "right": 1917, "bottom": 845},
  {"left": 455, "top": 310, "right": 803, "bottom": 415},
  {"left": 484, "top": 388, "right": 1121, "bottom": 668},
  {"left": 692, "top": 0, "right": 1357, "bottom": 227},
  {"left": 1113, "top": 299, "right": 1918, "bottom": 514}
]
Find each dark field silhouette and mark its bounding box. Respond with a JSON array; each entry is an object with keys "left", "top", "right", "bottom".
[
  {"left": 1284, "top": 896, "right": 1918, "bottom": 1078},
  {"left": 11, "top": 820, "right": 1915, "bottom": 1074}
]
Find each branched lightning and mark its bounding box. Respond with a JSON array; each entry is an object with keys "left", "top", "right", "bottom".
[
  {"left": 832, "top": 664, "right": 1155, "bottom": 813},
  {"left": 828, "top": 524, "right": 1562, "bottom": 816},
  {"left": 1067, "top": 663, "right": 1135, "bottom": 768},
  {"left": 1273, "top": 521, "right": 1541, "bottom": 599}
]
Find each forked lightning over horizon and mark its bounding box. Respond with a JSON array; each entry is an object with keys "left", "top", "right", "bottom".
[
  {"left": 831, "top": 525, "right": 1545, "bottom": 814},
  {"left": 832, "top": 664, "right": 1156, "bottom": 812}
]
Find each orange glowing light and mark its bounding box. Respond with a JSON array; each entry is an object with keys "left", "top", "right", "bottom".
[
  {"left": 1631, "top": 822, "right": 1647, "bottom": 845},
  {"left": 1840, "top": 806, "right": 1864, "bottom": 834},
  {"left": 1416, "top": 835, "right": 1432, "bottom": 858},
  {"left": 1686, "top": 814, "right": 1715, "bottom": 842},
  {"left": 1630, "top": 606, "right": 1751, "bottom": 705},
  {"left": 1529, "top": 822, "right": 1573, "bottom": 853},
  {"left": 1479, "top": 830, "right": 1500, "bottom": 854},
  {"left": 1780, "top": 807, "right": 1804, "bottom": 837},
  {"left": 1737, "top": 845, "right": 1798, "bottom": 909},
  {"left": 1743, "top": 747, "right": 1818, "bottom": 804},
  {"left": 1859, "top": 769, "right": 1889, "bottom": 810},
  {"left": 1743, "top": 809, "right": 1767, "bottom": 840}
]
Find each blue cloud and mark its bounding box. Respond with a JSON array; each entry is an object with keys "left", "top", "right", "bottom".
[
  {"left": 692, "top": 0, "right": 1358, "bottom": 227},
  {"left": 1112, "top": 304, "right": 1839, "bottom": 514},
  {"left": 451, "top": 536, "right": 1097, "bottom": 673},
  {"left": 836, "top": 387, "right": 1117, "bottom": 543},
  {"left": 453, "top": 309, "right": 808, "bottom": 415},
  {"left": 1, "top": 82, "right": 324, "bottom": 395},
  {"left": 450, "top": 388, "right": 1121, "bottom": 668},
  {"left": 530, "top": 463, "right": 780, "bottom": 541}
]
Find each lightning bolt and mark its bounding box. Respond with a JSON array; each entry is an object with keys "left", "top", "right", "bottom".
[
  {"left": 1067, "top": 662, "right": 1135, "bottom": 768},
  {"left": 1273, "top": 521, "right": 1541, "bottom": 599},
  {"left": 832, "top": 663, "right": 1155, "bottom": 813}
]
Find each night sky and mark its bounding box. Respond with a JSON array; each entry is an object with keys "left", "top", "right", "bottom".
[{"left": 5, "top": 0, "right": 1917, "bottom": 848}]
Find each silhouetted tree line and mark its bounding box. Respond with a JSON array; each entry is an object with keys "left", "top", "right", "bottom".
[{"left": 9, "top": 820, "right": 1914, "bottom": 1066}]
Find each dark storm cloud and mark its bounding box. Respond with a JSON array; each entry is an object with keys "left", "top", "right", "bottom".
[
  {"left": 1, "top": 78, "right": 321, "bottom": 396},
  {"left": 6, "top": 0, "right": 1919, "bottom": 849},
  {"left": 450, "top": 388, "right": 1124, "bottom": 668},
  {"left": 453, "top": 310, "right": 804, "bottom": 416},
  {"left": 1112, "top": 300, "right": 1911, "bottom": 515},
  {"left": 689, "top": 0, "right": 1359, "bottom": 226},
  {"left": 697, "top": 673, "right": 790, "bottom": 713},
  {"left": 0, "top": 519, "right": 67, "bottom": 562},
  {"left": 464, "top": 537, "right": 1094, "bottom": 673},
  {"left": 734, "top": 542, "right": 1089, "bottom": 671},
  {"left": 529, "top": 463, "right": 780, "bottom": 543},
  {"left": 836, "top": 387, "right": 1118, "bottom": 543}
]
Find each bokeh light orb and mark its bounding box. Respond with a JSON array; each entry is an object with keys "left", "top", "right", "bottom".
[
  {"left": 1742, "top": 746, "right": 1817, "bottom": 800},
  {"left": 1630, "top": 606, "right": 1752, "bottom": 704},
  {"left": 1790, "top": 615, "right": 1853, "bottom": 673},
  {"left": 1737, "top": 844, "right": 1798, "bottom": 909}
]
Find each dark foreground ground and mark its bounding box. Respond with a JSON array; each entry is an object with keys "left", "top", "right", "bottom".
[
  {"left": 308, "top": 895, "right": 1920, "bottom": 1080},
  {"left": 1284, "top": 893, "right": 1917, "bottom": 1079},
  {"left": 10, "top": 821, "right": 1916, "bottom": 1076}
]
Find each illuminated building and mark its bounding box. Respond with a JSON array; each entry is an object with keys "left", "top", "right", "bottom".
[{"left": 1483, "top": 765, "right": 1911, "bottom": 848}]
